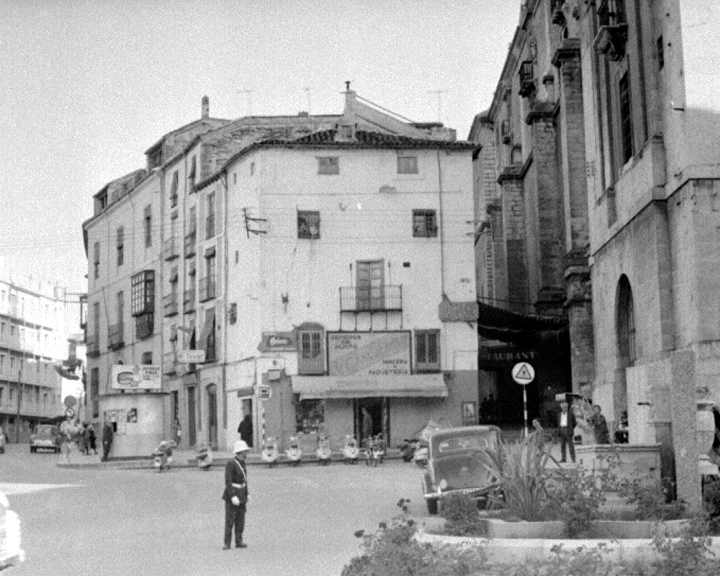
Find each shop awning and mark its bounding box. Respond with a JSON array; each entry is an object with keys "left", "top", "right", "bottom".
[{"left": 292, "top": 373, "right": 448, "bottom": 400}]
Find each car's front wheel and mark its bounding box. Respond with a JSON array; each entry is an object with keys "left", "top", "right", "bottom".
[
  {"left": 30, "top": 446, "right": 35, "bottom": 453},
  {"left": 426, "top": 498, "right": 438, "bottom": 515}
]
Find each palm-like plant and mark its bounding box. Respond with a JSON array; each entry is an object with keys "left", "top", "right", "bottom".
[{"left": 477, "top": 433, "right": 553, "bottom": 521}]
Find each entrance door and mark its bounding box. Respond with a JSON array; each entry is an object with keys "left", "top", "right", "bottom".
[
  {"left": 356, "top": 260, "right": 384, "bottom": 311},
  {"left": 187, "top": 386, "right": 196, "bottom": 446},
  {"left": 207, "top": 384, "right": 218, "bottom": 449},
  {"left": 355, "top": 397, "right": 386, "bottom": 445}
]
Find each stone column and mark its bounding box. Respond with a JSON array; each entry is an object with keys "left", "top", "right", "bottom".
[{"left": 497, "top": 167, "right": 528, "bottom": 314}]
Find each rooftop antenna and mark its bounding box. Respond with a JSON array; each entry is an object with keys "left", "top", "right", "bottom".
[
  {"left": 427, "top": 90, "right": 444, "bottom": 123},
  {"left": 237, "top": 89, "right": 253, "bottom": 116},
  {"left": 303, "top": 87, "right": 312, "bottom": 114}
]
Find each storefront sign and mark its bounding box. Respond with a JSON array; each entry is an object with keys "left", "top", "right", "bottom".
[
  {"left": 110, "top": 365, "right": 162, "bottom": 390},
  {"left": 257, "top": 332, "right": 297, "bottom": 352},
  {"left": 327, "top": 332, "right": 410, "bottom": 377},
  {"left": 257, "top": 386, "right": 271, "bottom": 399},
  {"left": 177, "top": 350, "right": 206, "bottom": 363}
]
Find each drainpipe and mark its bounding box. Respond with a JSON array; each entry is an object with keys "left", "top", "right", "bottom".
[{"left": 436, "top": 149, "right": 446, "bottom": 296}]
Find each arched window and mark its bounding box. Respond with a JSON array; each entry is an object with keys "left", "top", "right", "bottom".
[{"left": 617, "top": 275, "right": 636, "bottom": 366}]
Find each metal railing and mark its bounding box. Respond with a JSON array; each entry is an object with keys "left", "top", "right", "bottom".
[
  {"left": 163, "top": 293, "right": 178, "bottom": 317},
  {"left": 199, "top": 276, "right": 216, "bottom": 302},
  {"left": 108, "top": 323, "right": 124, "bottom": 350},
  {"left": 339, "top": 285, "right": 403, "bottom": 312}
]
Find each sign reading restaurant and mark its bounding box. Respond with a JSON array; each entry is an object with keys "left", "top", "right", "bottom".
[{"left": 328, "top": 332, "right": 411, "bottom": 377}]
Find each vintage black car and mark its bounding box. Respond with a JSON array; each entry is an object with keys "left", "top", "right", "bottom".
[{"left": 421, "top": 425, "right": 502, "bottom": 514}]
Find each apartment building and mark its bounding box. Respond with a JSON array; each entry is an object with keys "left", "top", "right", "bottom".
[{"left": 0, "top": 277, "right": 67, "bottom": 442}]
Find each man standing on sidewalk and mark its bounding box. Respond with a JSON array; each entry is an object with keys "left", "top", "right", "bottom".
[
  {"left": 557, "top": 400, "right": 577, "bottom": 463},
  {"left": 222, "top": 440, "right": 249, "bottom": 550},
  {"left": 101, "top": 421, "right": 113, "bottom": 462}
]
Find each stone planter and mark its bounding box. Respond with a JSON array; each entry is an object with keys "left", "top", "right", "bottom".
[{"left": 575, "top": 444, "right": 662, "bottom": 489}]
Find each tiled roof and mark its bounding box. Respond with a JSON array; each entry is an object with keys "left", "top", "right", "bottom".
[{"left": 289, "top": 129, "right": 474, "bottom": 149}]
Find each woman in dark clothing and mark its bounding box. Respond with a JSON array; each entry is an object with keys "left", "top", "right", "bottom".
[
  {"left": 589, "top": 405, "right": 610, "bottom": 444},
  {"left": 237, "top": 414, "right": 253, "bottom": 448}
]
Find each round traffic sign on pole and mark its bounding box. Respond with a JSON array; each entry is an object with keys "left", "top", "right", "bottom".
[
  {"left": 511, "top": 362, "right": 535, "bottom": 385},
  {"left": 64, "top": 395, "right": 77, "bottom": 408},
  {"left": 511, "top": 362, "right": 535, "bottom": 438}
]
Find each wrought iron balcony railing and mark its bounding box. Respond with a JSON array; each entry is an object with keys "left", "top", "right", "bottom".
[{"left": 339, "top": 285, "right": 402, "bottom": 312}]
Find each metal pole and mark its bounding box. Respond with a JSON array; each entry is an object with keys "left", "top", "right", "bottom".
[
  {"left": 15, "top": 366, "right": 21, "bottom": 443},
  {"left": 523, "top": 386, "right": 528, "bottom": 438}
]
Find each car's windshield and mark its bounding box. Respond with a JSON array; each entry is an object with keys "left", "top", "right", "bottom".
[
  {"left": 35, "top": 426, "right": 57, "bottom": 437},
  {"left": 433, "top": 432, "right": 497, "bottom": 455}
]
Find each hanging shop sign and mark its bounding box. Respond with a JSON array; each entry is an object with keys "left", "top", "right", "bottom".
[
  {"left": 327, "top": 331, "right": 411, "bottom": 377},
  {"left": 110, "top": 365, "right": 162, "bottom": 390}
]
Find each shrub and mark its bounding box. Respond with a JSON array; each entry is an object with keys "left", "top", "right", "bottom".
[
  {"left": 620, "top": 478, "right": 686, "bottom": 521},
  {"left": 649, "top": 518, "right": 717, "bottom": 576},
  {"left": 441, "top": 492, "right": 486, "bottom": 536},
  {"left": 702, "top": 477, "right": 720, "bottom": 534},
  {"left": 507, "top": 544, "right": 617, "bottom": 576},
  {"left": 544, "top": 466, "right": 606, "bottom": 538},
  {"left": 342, "top": 498, "right": 488, "bottom": 576},
  {"left": 477, "top": 433, "right": 550, "bottom": 522}
]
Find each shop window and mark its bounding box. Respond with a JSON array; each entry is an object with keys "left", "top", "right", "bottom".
[
  {"left": 298, "top": 329, "right": 324, "bottom": 374},
  {"left": 415, "top": 329, "right": 440, "bottom": 372},
  {"left": 296, "top": 399, "right": 324, "bottom": 434},
  {"left": 141, "top": 351, "right": 153, "bottom": 365}
]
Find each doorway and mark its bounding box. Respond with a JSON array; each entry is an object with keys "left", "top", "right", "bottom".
[
  {"left": 355, "top": 397, "right": 387, "bottom": 445},
  {"left": 207, "top": 384, "right": 218, "bottom": 449}
]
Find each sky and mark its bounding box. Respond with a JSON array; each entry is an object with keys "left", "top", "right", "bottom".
[{"left": 0, "top": 0, "right": 522, "bottom": 297}]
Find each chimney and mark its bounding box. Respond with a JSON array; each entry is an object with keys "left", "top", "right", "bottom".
[{"left": 201, "top": 96, "right": 209, "bottom": 119}]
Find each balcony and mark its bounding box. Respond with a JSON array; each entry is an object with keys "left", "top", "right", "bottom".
[
  {"left": 184, "top": 232, "right": 196, "bottom": 258},
  {"left": 163, "top": 293, "right": 178, "bottom": 317},
  {"left": 86, "top": 333, "right": 100, "bottom": 357},
  {"left": 108, "top": 323, "right": 124, "bottom": 350},
  {"left": 339, "top": 285, "right": 403, "bottom": 312},
  {"left": 518, "top": 60, "right": 536, "bottom": 98},
  {"left": 163, "top": 238, "right": 179, "bottom": 261},
  {"left": 183, "top": 288, "right": 196, "bottom": 314},
  {"left": 205, "top": 339, "right": 216, "bottom": 363},
  {"left": 135, "top": 313, "right": 154, "bottom": 340},
  {"left": 199, "top": 276, "right": 216, "bottom": 302}
]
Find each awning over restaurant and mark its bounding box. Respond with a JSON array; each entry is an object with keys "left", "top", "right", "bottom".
[{"left": 292, "top": 373, "right": 448, "bottom": 400}]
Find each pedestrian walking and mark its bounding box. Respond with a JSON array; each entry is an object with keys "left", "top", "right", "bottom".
[
  {"left": 531, "top": 418, "right": 546, "bottom": 453},
  {"left": 76, "top": 421, "right": 87, "bottom": 455},
  {"left": 557, "top": 400, "right": 577, "bottom": 463},
  {"left": 174, "top": 418, "right": 182, "bottom": 447},
  {"left": 222, "top": 440, "right": 250, "bottom": 550},
  {"left": 589, "top": 404, "right": 610, "bottom": 444},
  {"left": 237, "top": 414, "right": 253, "bottom": 448},
  {"left": 102, "top": 421, "right": 114, "bottom": 462},
  {"left": 60, "top": 417, "right": 74, "bottom": 461},
  {"left": 85, "top": 424, "right": 97, "bottom": 455}
]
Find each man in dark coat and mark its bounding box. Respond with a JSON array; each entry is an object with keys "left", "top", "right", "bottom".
[
  {"left": 101, "top": 422, "right": 113, "bottom": 462},
  {"left": 237, "top": 414, "right": 253, "bottom": 448},
  {"left": 222, "top": 440, "right": 250, "bottom": 549},
  {"left": 557, "top": 400, "right": 577, "bottom": 463}
]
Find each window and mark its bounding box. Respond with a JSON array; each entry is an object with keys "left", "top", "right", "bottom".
[
  {"left": 93, "top": 242, "right": 100, "bottom": 279},
  {"left": 141, "top": 351, "right": 153, "bottom": 365},
  {"left": 619, "top": 73, "right": 633, "bottom": 164},
  {"left": 206, "top": 192, "right": 216, "bottom": 239},
  {"left": 90, "top": 367, "right": 99, "bottom": 418},
  {"left": 415, "top": 329, "right": 440, "bottom": 372},
  {"left": 656, "top": 36, "right": 664, "bottom": 70},
  {"left": 188, "top": 156, "right": 197, "bottom": 190},
  {"left": 397, "top": 154, "right": 418, "bottom": 174},
  {"left": 144, "top": 205, "right": 152, "bottom": 247},
  {"left": 116, "top": 226, "right": 124, "bottom": 266},
  {"left": 412, "top": 210, "right": 438, "bottom": 238},
  {"left": 298, "top": 329, "right": 325, "bottom": 375},
  {"left": 170, "top": 171, "right": 179, "bottom": 207},
  {"left": 297, "top": 211, "right": 320, "bottom": 239},
  {"left": 131, "top": 271, "right": 155, "bottom": 316},
  {"left": 317, "top": 157, "right": 339, "bottom": 175},
  {"left": 617, "top": 275, "right": 636, "bottom": 366},
  {"left": 200, "top": 247, "right": 216, "bottom": 301}
]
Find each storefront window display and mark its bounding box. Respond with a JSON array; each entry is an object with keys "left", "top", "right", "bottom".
[{"left": 296, "top": 399, "right": 324, "bottom": 434}]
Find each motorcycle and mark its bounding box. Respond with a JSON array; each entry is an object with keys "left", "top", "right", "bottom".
[
  {"left": 316, "top": 436, "right": 332, "bottom": 465},
  {"left": 261, "top": 436, "right": 280, "bottom": 468},
  {"left": 196, "top": 444, "right": 213, "bottom": 471},
  {"left": 342, "top": 435, "right": 360, "bottom": 464},
  {"left": 285, "top": 436, "right": 302, "bottom": 466},
  {"left": 153, "top": 441, "right": 173, "bottom": 472},
  {"left": 399, "top": 438, "right": 419, "bottom": 463}
]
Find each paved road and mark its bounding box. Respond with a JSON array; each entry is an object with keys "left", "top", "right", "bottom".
[{"left": 1, "top": 444, "right": 427, "bottom": 576}]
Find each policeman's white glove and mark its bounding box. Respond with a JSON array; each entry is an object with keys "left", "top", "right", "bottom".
[{"left": 231, "top": 496, "right": 240, "bottom": 506}]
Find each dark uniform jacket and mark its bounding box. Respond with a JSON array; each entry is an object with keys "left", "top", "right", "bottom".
[
  {"left": 557, "top": 409, "right": 577, "bottom": 431},
  {"left": 222, "top": 458, "right": 249, "bottom": 504}
]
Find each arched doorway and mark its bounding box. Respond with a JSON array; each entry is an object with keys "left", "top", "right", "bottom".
[
  {"left": 615, "top": 275, "right": 635, "bottom": 423},
  {"left": 206, "top": 384, "right": 218, "bottom": 449}
]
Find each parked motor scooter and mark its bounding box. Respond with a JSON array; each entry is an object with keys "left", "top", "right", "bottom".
[
  {"left": 196, "top": 444, "right": 213, "bottom": 471},
  {"left": 342, "top": 435, "right": 360, "bottom": 464},
  {"left": 153, "top": 441, "right": 173, "bottom": 472},
  {"left": 261, "top": 436, "right": 279, "bottom": 468},
  {"left": 399, "top": 438, "right": 419, "bottom": 463},
  {"left": 372, "top": 433, "right": 386, "bottom": 466},
  {"left": 316, "top": 436, "right": 332, "bottom": 465},
  {"left": 413, "top": 441, "right": 429, "bottom": 467},
  {"left": 285, "top": 436, "right": 302, "bottom": 466}
]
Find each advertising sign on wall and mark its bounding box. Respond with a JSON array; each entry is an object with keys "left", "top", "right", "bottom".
[
  {"left": 327, "top": 332, "right": 411, "bottom": 377},
  {"left": 110, "top": 365, "right": 162, "bottom": 390},
  {"left": 257, "top": 332, "right": 297, "bottom": 352}
]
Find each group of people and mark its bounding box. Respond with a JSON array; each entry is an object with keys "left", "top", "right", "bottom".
[{"left": 531, "top": 400, "right": 614, "bottom": 463}]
